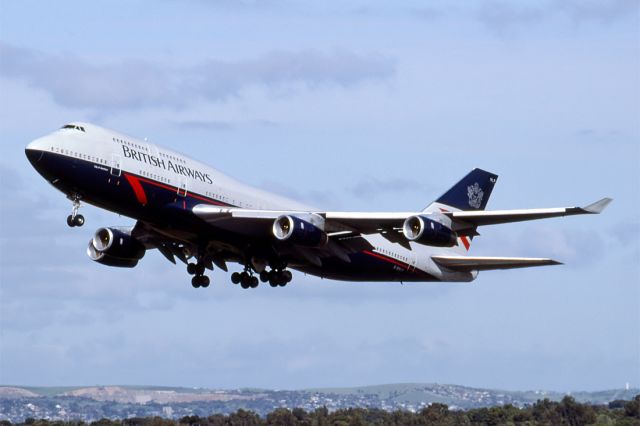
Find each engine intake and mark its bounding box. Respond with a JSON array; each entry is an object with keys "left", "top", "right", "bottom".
[
  {"left": 402, "top": 215, "right": 458, "bottom": 247},
  {"left": 273, "top": 215, "right": 328, "bottom": 247},
  {"left": 87, "top": 227, "right": 145, "bottom": 268}
]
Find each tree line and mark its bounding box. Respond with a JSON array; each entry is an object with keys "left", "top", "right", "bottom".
[{"left": 4, "top": 395, "right": 639, "bottom": 426}]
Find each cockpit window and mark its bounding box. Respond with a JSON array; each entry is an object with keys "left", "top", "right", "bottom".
[{"left": 61, "top": 124, "right": 85, "bottom": 132}]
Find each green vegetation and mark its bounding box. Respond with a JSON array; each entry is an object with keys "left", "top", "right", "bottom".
[{"left": 4, "top": 395, "right": 639, "bottom": 426}]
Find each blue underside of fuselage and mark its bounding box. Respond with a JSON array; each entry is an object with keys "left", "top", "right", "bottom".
[{"left": 27, "top": 149, "right": 439, "bottom": 282}]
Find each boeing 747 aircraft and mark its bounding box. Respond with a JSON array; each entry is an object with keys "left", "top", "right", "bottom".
[{"left": 25, "top": 123, "right": 611, "bottom": 289}]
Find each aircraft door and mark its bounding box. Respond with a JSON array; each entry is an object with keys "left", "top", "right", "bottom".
[
  {"left": 177, "top": 177, "right": 188, "bottom": 197},
  {"left": 148, "top": 143, "right": 159, "bottom": 158},
  {"left": 110, "top": 154, "right": 122, "bottom": 177},
  {"left": 409, "top": 253, "right": 418, "bottom": 272}
]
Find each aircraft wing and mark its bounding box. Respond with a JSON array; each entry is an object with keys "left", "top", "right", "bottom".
[
  {"left": 432, "top": 256, "right": 562, "bottom": 271},
  {"left": 191, "top": 206, "right": 413, "bottom": 234},
  {"left": 192, "top": 198, "right": 611, "bottom": 236},
  {"left": 442, "top": 198, "right": 613, "bottom": 231}
]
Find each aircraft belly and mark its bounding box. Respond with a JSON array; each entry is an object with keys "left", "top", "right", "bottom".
[{"left": 295, "top": 251, "right": 440, "bottom": 282}]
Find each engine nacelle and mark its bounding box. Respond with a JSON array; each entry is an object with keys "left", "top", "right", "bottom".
[
  {"left": 402, "top": 215, "right": 458, "bottom": 247},
  {"left": 273, "top": 215, "right": 328, "bottom": 247},
  {"left": 87, "top": 227, "right": 145, "bottom": 268}
]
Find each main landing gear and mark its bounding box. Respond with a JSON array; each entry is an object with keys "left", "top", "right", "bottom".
[
  {"left": 262, "top": 269, "right": 292, "bottom": 287},
  {"left": 66, "top": 195, "right": 84, "bottom": 227},
  {"left": 187, "top": 260, "right": 210, "bottom": 288},
  {"left": 230, "top": 263, "right": 293, "bottom": 289},
  {"left": 263, "top": 260, "right": 293, "bottom": 287},
  {"left": 184, "top": 257, "right": 293, "bottom": 290},
  {"left": 231, "top": 267, "right": 259, "bottom": 289}
]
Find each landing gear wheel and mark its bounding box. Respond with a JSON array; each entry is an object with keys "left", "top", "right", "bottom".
[
  {"left": 259, "top": 270, "right": 269, "bottom": 283},
  {"left": 267, "top": 269, "right": 292, "bottom": 287},
  {"left": 250, "top": 276, "right": 259, "bottom": 288},
  {"left": 200, "top": 276, "right": 210, "bottom": 288},
  {"left": 191, "top": 276, "right": 201, "bottom": 288},
  {"left": 73, "top": 215, "right": 85, "bottom": 227},
  {"left": 187, "top": 263, "right": 197, "bottom": 275},
  {"left": 195, "top": 263, "right": 206, "bottom": 276},
  {"left": 240, "top": 272, "right": 254, "bottom": 289},
  {"left": 231, "top": 272, "right": 241, "bottom": 284},
  {"left": 191, "top": 274, "right": 210, "bottom": 288},
  {"left": 268, "top": 270, "right": 280, "bottom": 287},
  {"left": 67, "top": 195, "right": 83, "bottom": 227}
]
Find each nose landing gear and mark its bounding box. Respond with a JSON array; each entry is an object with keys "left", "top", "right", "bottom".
[{"left": 66, "top": 195, "right": 84, "bottom": 227}]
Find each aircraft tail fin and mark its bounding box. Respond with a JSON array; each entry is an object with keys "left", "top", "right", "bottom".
[{"left": 424, "top": 168, "right": 498, "bottom": 212}]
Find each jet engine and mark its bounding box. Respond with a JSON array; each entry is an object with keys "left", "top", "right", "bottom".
[
  {"left": 272, "top": 215, "right": 328, "bottom": 247},
  {"left": 86, "top": 227, "right": 146, "bottom": 267},
  {"left": 402, "top": 215, "right": 458, "bottom": 247}
]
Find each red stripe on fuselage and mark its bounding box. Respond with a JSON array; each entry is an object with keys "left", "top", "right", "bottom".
[
  {"left": 439, "top": 207, "right": 471, "bottom": 250},
  {"left": 133, "top": 174, "right": 177, "bottom": 193},
  {"left": 124, "top": 174, "right": 148, "bottom": 205},
  {"left": 363, "top": 250, "right": 410, "bottom": 270},
  {"left": 127, "top": 173, "right": 227, "bottom": 206},
  {"left": 460, "top": 236, "right": 470, "bottom": 250}
]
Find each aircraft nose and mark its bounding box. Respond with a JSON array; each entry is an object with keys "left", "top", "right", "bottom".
[
  {"left": 25, "top": 147, "right": 43, "bottom": 166},
  {"left": 25, "top": 137, "right": 48, "bottom": 166}
]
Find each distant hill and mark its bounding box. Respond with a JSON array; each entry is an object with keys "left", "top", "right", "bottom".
[
  {"left": 308, "top": 383, "right": 638, "bottom": 408},
  {"left": 1, "top": 383, "right": 638, "bottom": 422},
  {"left": 0, "top": 387, "right": 40, "bottom": 399}
]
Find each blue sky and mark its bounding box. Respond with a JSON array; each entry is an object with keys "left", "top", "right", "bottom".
[{"left": 0, "top": 0, "right": 638, "bottom": 392}]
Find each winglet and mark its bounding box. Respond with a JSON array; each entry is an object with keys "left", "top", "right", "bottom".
[{"left": 582, "top": 197, "right": 613, "bottom": 214}]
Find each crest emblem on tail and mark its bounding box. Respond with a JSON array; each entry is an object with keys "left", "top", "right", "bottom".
[{"left": 467, "top": 183, "right": 484, "bottom": 209}]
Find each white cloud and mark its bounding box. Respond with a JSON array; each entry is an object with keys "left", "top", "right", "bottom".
[
  {"left": 477, "top": 0, "right": 638, "bottom": 34},
  {"left": 0, "top": 43, "right": 395, "bottom": 111}
]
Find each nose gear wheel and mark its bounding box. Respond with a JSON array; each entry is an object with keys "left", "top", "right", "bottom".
[{"left": 66, "top": 194, "right": 84, "bottom": 227}]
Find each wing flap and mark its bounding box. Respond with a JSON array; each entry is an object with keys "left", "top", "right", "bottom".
[{"left": 432, "top": 255, "right": 562, "bottom": 271}]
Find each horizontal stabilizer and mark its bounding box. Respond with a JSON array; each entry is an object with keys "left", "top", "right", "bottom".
[{"left": 432, "top": 256, "right": 562, "bottom": 272}]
